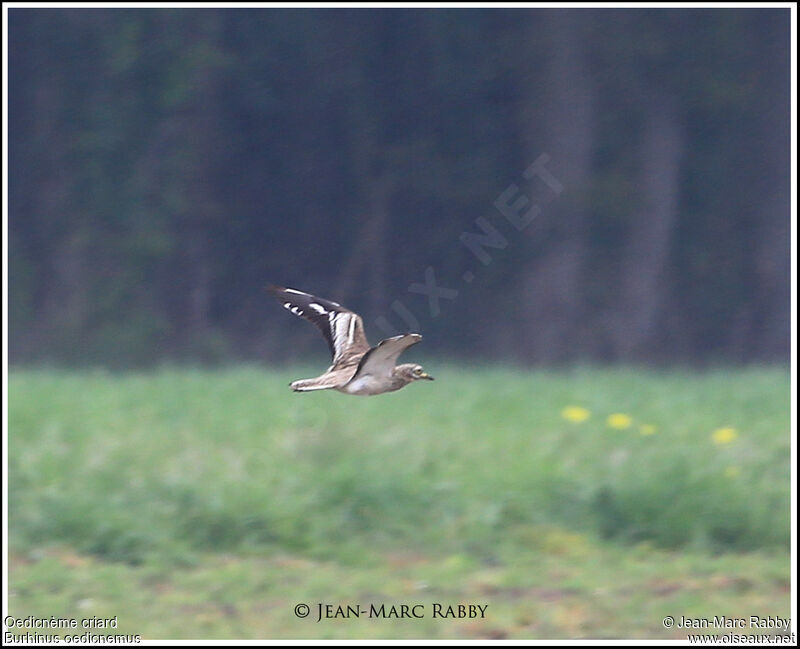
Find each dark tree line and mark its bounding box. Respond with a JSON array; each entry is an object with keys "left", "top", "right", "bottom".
[{"left": 8, "top": 8, "right": 790, "bottom": 366}]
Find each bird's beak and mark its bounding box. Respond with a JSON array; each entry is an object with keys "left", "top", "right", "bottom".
[{"left": 420, "top": 372, "right": 434, "bottom": 380}]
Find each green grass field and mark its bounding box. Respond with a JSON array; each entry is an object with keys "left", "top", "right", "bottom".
[{"left": 7, "top": 366, "right": 791, "bottom": 639}]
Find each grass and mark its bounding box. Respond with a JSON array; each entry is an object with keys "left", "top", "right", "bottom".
[{"left": 7, "top": 365, "right": 792, "bottom": 639}]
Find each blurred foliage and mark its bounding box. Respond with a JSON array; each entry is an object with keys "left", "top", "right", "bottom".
[{"left": 8, "top": 8, "right": 790, "bottom": 366}]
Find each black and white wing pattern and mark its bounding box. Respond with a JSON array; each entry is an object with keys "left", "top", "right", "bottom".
[
  {"left": 267, "top": 285, "right": 371, "bottom": 364},
  {"left": 353, "top": 333, "right": 422, "bottom": 379}
]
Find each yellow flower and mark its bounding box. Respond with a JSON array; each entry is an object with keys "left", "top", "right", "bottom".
[
  {"left": 712, "top": 427, "right": 738, "bottom": 445},
  {"left": 724, "top": 466, "right": 741, "bottom": 479},
  {"left": 639, "top": 424, "right": 657, "bottom": 436},
  {"left": 607, "top": 413, "right": 632, "bottom": 429},
  {"left": 561, "top": 405, "right": 590, "bottom": 423}
]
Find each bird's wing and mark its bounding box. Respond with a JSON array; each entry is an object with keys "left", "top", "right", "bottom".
[
  {"left": 267, "top": 285, "right": 370, "bottom": 364},
  {"left": 353, "top": 333, "right": 422, "bottom": 379}
]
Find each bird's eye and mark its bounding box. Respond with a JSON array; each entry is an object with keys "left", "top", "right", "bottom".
[{"left": 415, "top": 367, "right": 422, "bottom": 375}]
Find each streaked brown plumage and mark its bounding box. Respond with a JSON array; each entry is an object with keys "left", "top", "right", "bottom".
[{"left": 267, "top": 285, "right": 433, "bottom": 395}]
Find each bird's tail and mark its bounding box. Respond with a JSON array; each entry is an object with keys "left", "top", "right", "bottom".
[{"left": 290, "top": 377, "right": 337, "bottom": 392}]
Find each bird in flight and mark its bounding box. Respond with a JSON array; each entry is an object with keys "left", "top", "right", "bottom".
[{"left": 267, "top": 285, "right": 434, "bottom": 395}]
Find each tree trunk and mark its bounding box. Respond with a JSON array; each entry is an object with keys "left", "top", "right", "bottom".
[
  {"left": 334, "top": 174, "right": 391, "bottom": 314},
  {"left": 180, "top": 13, "right": 224, "bottom": 340},
  {"left": 520, "top": 11, "right": 595, "bottom": 363},
  {"left": 334, "top": 57, "right": 390, "bottom": 317},
  {"left": 612, "top": 94, "right": 684, "bottom": 360},
  {"left": 29, "top": 76, "right": 89, "bottom": 343},
  {"left": 751, "top": 12, "right": 790, "bottom": 360}
]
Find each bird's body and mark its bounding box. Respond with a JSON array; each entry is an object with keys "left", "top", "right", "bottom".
[{"left": 267, "top": 285, "right": 433, "bottom": 395}]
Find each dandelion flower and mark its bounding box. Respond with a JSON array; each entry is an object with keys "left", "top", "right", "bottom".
[
  {"left": 639, "top": 424, "right": 657, "bottom": 436},
  {"left": 607, "top": 413, "right": 632, "bottom": 429},
  {"left": 724, "top": 466, "right": 741, "bottom": 479},
  {"left": 562, "top": 405, "right": 591, "bottom": 423},
  {"left": 712, "top": 427, "right": 737, "bottom": 445}
]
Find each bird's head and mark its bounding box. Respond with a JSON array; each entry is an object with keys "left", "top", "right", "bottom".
[{"left": 396, "top": 363, "right": 434, "bottom": 383}]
